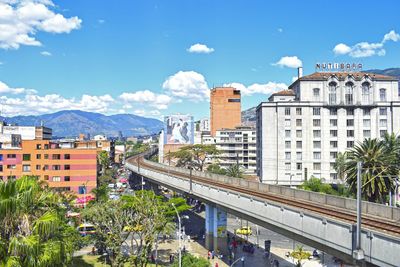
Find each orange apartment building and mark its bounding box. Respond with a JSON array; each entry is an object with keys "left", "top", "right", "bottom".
[{"left": 210, "top": 87, "right": 241, "bottom": 136}]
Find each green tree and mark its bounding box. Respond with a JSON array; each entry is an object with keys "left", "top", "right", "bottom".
[
  {"left": 225, "top": 164, "right": 244, "bottom": 178},
  {"left": 171, "top": 253, "right": 210, "bottom": 267},
  {"left": 299, "top": 177, "right": 335, "bottom": 194},
  {"left": 0, "top": 176, "right": 79, "bottom": 266},
  {"left": 91, "top": 184, "right": 110, "bottom": 203},
  {"left": 98, "top": 150, "right": 111, "bottom": 174},
  {"left": 290, "top": 245, "right": 311, "bottom": 267},
  {"left": 344, "top": 138, "right": 396, "bottom": 203},
  {"left": 334, "top": 152, "right": 348, "bottom": 181},
  {"left": 207, "top": 164, "right": 227, "bottom": 175},
  {"left": 168, "top": 144, "right": 219, "bottom": 171}
]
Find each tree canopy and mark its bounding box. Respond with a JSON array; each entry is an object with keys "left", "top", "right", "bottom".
[{"left": 167, "top": 144, "right": 219, "bottom": 171}]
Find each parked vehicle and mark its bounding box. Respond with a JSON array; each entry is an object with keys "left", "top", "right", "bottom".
[{"left": 77, "top": 223, "right": 96, "bottom": 236}]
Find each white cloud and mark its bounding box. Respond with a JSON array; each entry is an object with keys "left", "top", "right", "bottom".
[
  {"left": 0, "top": 81, "right": 37, "bottom": 94},
  {"left": 98, "top": 19, "right": 105, "bottom": 24},
  {"left": 119, "top": 90, "right": 172, "bottom": 110},
  {"left": 0, "top": 1, "right": 82, "bottom": 49},
  {"left": 333, "top": 30, "right": 399, "bottom": 58},
  {"left": 277, "top": 28, "right": 283, "bottom": 33},
  {"left": 162, "top": 71, "right": 209, "bottom": 101},
  {"left": 273, "top": 56, "right": 302, "bottom": 68},
  {"left": 40, "top": 50, "right": 51, "bottom": 56},
  {"left": 187, "top": 43, "right": 214, "bottom": 54},
  {"left": 224, "top": 81, "right": 287, "bottom": 96}
]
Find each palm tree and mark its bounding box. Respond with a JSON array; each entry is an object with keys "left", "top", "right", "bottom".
[
  {"left": 290, "top": 245, "right": 311, "bottom": 267},
  {"left": 334, "top": 152, "right": 348, "bottom": 181},
  {"left": 226, "top": 164, "right": 244, "bottom": 178},
  {"left": 344, "top": 139, "right": 396, "bottom": 203},
  {"left": 0, "top": 176, "right": 78, "bottom": 266}
]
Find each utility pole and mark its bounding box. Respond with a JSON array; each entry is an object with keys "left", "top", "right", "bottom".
[
  {"left": 353, "top": 161, "right": 364, "bottom": 261},
  {"left": 172, "top": 203, "right": 181, "bottom": 267}
]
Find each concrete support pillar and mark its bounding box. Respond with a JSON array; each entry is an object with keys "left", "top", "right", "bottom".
[
  {"left": 213, "top": 207, "right": 228, "bottom": 255},
  {"left": 205, "top": 204, "right": 214, "bottom": 250}
]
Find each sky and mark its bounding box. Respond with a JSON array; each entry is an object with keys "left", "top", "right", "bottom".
[{"left": 0, "top": 0, "right": 399, "bottom": 120}]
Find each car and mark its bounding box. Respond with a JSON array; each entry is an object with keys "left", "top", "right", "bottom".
[
  {"left": 77, "top": 223, "right": 96, "bottom": 236},
  {"left": 108, "top": 183, "right": 115, "bottom": 189},
  {"left": 236, "top": 226, "right": 252, "bottom": 235}
]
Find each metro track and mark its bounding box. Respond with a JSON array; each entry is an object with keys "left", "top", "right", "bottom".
[{"left": 127, "top": 154, "right": 400, "bottom": 237}]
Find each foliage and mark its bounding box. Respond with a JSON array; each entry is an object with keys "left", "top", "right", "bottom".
[
  {"left": 167, "top": 144, "right": 219, "bottom": 171},
  {"left": 149, "top": 154, "right": 158, "bottom": 163},
  {"left": 334, "top": 152, "right": 347, "bottom": 181},
  {"left": 126, "top": 143, "right": 150, "bottom": 158},
  {"left": 290, "top": 245, "right": 311, "bottom": 267},
  {"left": 207, "top": 164, "right": 227, "bottom": 175},
  {"left": 225, "top": 164, "right": 244, "bottom": 178},
  {"left": 98, "top": 150, "right": 111, "bottom": 174},
  {"left": 171, "top": 253, "right": 210, "bottom": 267},
  {"left": 91, "top": 184, "right": 110, "bottom": 203},
  {"left": 299, "top": 177, "right": 336, "bottom": 194},
  {"left": 98, "top": 168, "right": 117, "bottom": 187},
  {"left": 0, "top": 175, "right": 79, "bottom": 266}
]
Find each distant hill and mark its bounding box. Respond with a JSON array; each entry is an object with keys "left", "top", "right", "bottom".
[
  {"left": 0, "top": 110, "right": 163, "bottom": 138},
  {"left": 241, "top": 68, "right": 400, "bottom": 122}
]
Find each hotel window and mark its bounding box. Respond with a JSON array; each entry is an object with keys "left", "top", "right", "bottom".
[
  {"left": 313, "top": 163, "right": 321, "bottom": 171},
  {"left": 347, "top": 141, "right": 354, "bottom": 148},
  {"left": 296, "top": 141, "right": 302, "bottom": 149},
  {"left": 296, "top": 108, "right": 302, "bottom": 115},
  {"left": 64, "top": 165, "right": 71, "bottom": 170},
  {"left": 329, "top": 82, "right": 337, "bottom": 105},
  {"left": 330, "top": 141, "right": 338, "bottom": 148},
  {"left": 296, "top": 130, "right": 302, "bottom": 138},
  {"left": 330, "top": 130, "right": 338, "bottom": 137},
  {"left": 44, "top": 154, "right": 48, "bottom": 159},
  {"left": 285, "top": 141, "right": 291, "bottom": 149},
  {"left": 313, "top": 108, "right": 321, "bottom": 116},
  {"left": 345, "top": 82, "right": 354, "bottom": 104},
  {"left": 330, "top": 119, "right": 337, "bottom": 127},
  {"left": 36, "top": 165, "right": 41, "bottom": 170},
  {"left": 313, "top": 152, "right": 321, "bottom": 160},
  {"left": 285, "top": 130, "right": 291, "bottom": 138},
  {"left": 64, "top": 176, "right": 70, "bottom": 181},
  {"left": 7, "top": 154, "right": 16, "bottom": 158},
  {"left": 363, "top": 119, "right": 370, "bottom": 127},
  {"left": 285, "top": 163, "right": 291, "bottom": 170},
  {"left": 7, "top": 165, "right": 16, "bottom": 169},
  {"left": 296, "top": 152, "right": 302, "bottom": 160},
  {"left": 330, "top": 108, "right": 337, "bottom": 116},
  {"left": 285, "top": 107, "right": 291, "bottom": 116},
  {"left": 313, "top": 141, "right": 321, "bottom": 149},
  {"left": 313, "top": 119, "right": 321, "bottom": 127},
  {"left": 52, "top": 176, "right": 61, "bottom": 182},
  {"left": 346, "top": 119, "right": 354, "bottom": 127},
  {"left": 296, "top": 163, "right": 302, "bottom": 170},
  {"left": 363, "top": 109, "right": 370, "bottom": 116},
  {"left": 22, "top": 165, "right": 31, "bottom": 172},
  {"left": 347, "top": 108, "right": 354, "bottom": 116},
  {"left": 313, "top": 130, "right": 321, "bottom": 138},
  {"left": 330, "top": 152, "right": 338, "bottom": 160},
  {"left": 52, "top": 154, "right": 61, "bottom": 160},
  {"left": 363, "top": 130, "right": 371, "bottom": 138},
  {"left": 52, "top": 165, "right": 61, "bottom": 171},
  {"left": 64, "top": 154, "right": 70, "bottom": 160},
  {"left": 379, "top": 88, "right": 386, "bottom": 101},
  {"left": 380, "top": 119, "right": 387, "bottom": 127},
  {"left": 284, "top": 119, "right": 291, "bottom": 127},
  {"left": 379, "top": 107, "right": 387, "bottom": 116},
  {"left": 347, "top": 130, "right": 354, "bottom": 137},
  {"left": 362, "top": 82, "right": 370, "bottom": 103},
  {"left": 36, "top": 144, "right": 41, "bottom": 149},
  {"left": 22, "top": 154, "right": 31, "bottom": 161},
  {"left": 296, "top": 119, "right": 302, "bottom": 127},
  {"left": 313, "top": 88, "right": 320, "bottom": 100},
  {"left": 380, "top": 130, "right": 387, "bottom": 138},
  {"left": 285, "top": 152, "right": 291, "bottom": 160}
]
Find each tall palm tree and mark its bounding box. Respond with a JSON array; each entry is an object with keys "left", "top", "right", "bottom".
[
  {"left": 0, "top": 176, "right": 78, "bottom": 266},
  {"left": 334, "top": 152, "right": 348, "bottom": 181},
  {"left": 226, "top": 164, "right": 244, "bottom": 178},
  {"left": 344, "top": 139, "right": 396, "bottom": 203}
]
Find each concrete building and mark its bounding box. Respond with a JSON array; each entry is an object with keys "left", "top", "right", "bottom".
[
  {"left": 200, "top": 118, "right": 210, "bottom": 132},
  {"left": 0, "top": 122, "right": 52, "bottom": 140},
  {"left": 256, "top": 68, "right": 400, "bottom": 185},
  {"left": 210, "top": 87, "right": 241, "bottom": 136}
]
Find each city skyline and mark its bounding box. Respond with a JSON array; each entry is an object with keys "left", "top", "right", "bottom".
[{"left": 0, "top": 0, "right": 399, "bottom": 120}]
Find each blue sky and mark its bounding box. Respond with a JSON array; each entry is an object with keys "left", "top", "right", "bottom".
[{"left": 0, "top": 0, "right": 399, "bottom": 120}]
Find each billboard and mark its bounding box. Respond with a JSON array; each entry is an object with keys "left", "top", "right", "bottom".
[{"left": 164, "top": 115, "right": 194, "bottom": 145}]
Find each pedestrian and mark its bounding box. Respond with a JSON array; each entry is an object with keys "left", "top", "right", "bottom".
[
  {"left": 211, "top": 250, "right": 215, "bottom": 259},
  {"left": 215, "top": 262, "right": 219, "bottom": 267},
  {"left": 208, "top": 250, "right": 211, "bottom": 260},
  {"left": 169, "top": 254, "right": 173, "bottom": 263}
]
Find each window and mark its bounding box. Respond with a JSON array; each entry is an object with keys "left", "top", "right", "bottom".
[
  {"left": 347, "top": 130, "right": 354, "bottom": 137},
  {"left": 228, "top": 98, "right": 240, "bottom": 102},
  {"left": 313, "top": 152, "right": 321, "bottom": 159},
  {"left": 285, "top": 163, "right": 291, "bottom": 170},
  {"left": 329, "top": 82, "right": 337, "bottom": 105},
  {"left": 296, "top": 108, "right": 302, "bottom": 115},
  {"left": 379, "top": 88, "right": 386, "bottom": 101},
  {"left": 345, "top": 82, "right": 354, "bottom": 104},
  {"left": 52, "top": 176, "right": 61, "bottom": 182},
  {"left": 22, "top": 165, "right": 31, "bottom": 172},
  {"left": 330, "top": 141, "right": 338, "bottom": 148},
  {"left": 313, "top": 163, "right": 321, "bottom": 171},
  {"left": 363, "top": 109, "right": 370, "bottom": 116},
  {"left": 7, "top": 176, "right": 16, "bottom": 180},
  {"left": 330, "top": 119, "right": 337, "bottom": 127},
  {"left": 36, "top": 165, "right": 41, "bottom": 170},
  {"left": 363, "top": 119, "right": 370, "bottom": 127},
  {"left": 313, "top": 119, "right": 320, "bottom": 127},
  {"left": 313, "top": 130, "right": 321, "bottom": 138},
  {"left": 363, "top": 130, "right": 371, "bottom": 138},
  {"left": 36, "top": 154, "right": 41, "bottom": 159},
  {"left": 285, "top": 107, "right": 291, "bottom": 116},
  {"left": 52, "top": 165, "right": 61, "bottom": 171},
  {"left": 296, "top": 152, "right": 302, "bottom": 160},
  {"left": 36, "top": 144, "right": 41, "bottom": 149},
  {"left": 313, "top": 88, "right": 320, "bottom": 99},
  {"left": 7, "top": 154, "right": 16, "bottom": 158},
  {"left": 313, "top": 141, "right": 321, "bottom": 149},
  {"left": 379, "top": 108, "right": 387, "bottom": 116},
  {"left": 296, "top": 163, "right": 302, "bottom": 170},
  {"left": 52, "top": 154, "right": 61, "bottom": 160},
  {"left": 330, "top": 130, "right": 338, "bottom": 137},
  {"left": 43, "top": 165, "right": 49, "bottom": 170},
  {"left": 330, "top": 108, "right": 337, "bottom": 116},
  {"left": 347, "top": 141, "right": 354, "bottom": 148},
  {"left": 0, "top": 155, "right": 2, "bottom": 161},
  {"left": 44, "top": 175, "right": 49, "bottom": 181},
  {"left": 0, "top": 166, "right": 2, "bottom": 172},
  {"left": 347, "top": 109, "right": 354, "bottom": 116},
  {"left": 346, "top": 119, "right": 354, "bottom": 127},
  {"left": 285, "top": 130, "right": 291, "bottom": 138},
  {"left": 64, "top": 154, "right": 71, "bottom": 160},
  {"left": 22, "top": 154, "right": 31, "bottom": 161},
  {"left": 330, "top": 152, "right": 338, "bottom": 160},
  {"left": 64, "top": 165, "right": 71, "bottom": 170},
  {"left": 330, "top": 163, "right": 335, "bottom": 169},
  {"left": 285, "top": 119, "right": 291, "bottom": 127},
  {"left": 380, "top": 130, "right": 387, "bottom": 138},
  {"left": 296, "top": 141, "right": 302, "bottom": 149},
  {"left": 78, "top": 186, "right": 87, "bottom": 194},
  {"left": 330, "top": 173, "right": 338, "bottom": 180},
  {"left": 44, "top": 154, "right": 48, "bottom": 159},
  {"left": 285, "top": 152, "right": 291, "bottom": 160},
  {"left": 285, "top": 141, "right": 291, "bottom": 149},
  {"left": 313, "top": 108, "right": 321, "bottom": 116},
  {"left": 380, "top": 119, "right": 387, "bottom": 127},
  {"left": 296, "top": 119, "right": 302, "bottom": 127},
  {"left": 362, "top": 82, "right": 370, "bottom": 103},
  {"left": 44, "top": 144, "right": 49, "bottom": 149},
  {"left": 64, "top": 176, "right": 70, "bottom": 182},
  {"left": 7, "top": 165, "right": 16, "bottom": 169},
  {"left": 296, "top": 130, "right": 302, "bottom": 138}
]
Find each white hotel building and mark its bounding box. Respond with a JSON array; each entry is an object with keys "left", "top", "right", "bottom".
[{"left": 256, "top": 69, "right": 400, "bottom": 185}]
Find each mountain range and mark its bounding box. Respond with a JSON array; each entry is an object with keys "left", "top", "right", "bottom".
[{"left": 0, "top": 110, "right": 163, "bottom": 138}]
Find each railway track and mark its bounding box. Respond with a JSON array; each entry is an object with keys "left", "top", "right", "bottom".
[{"left": 127, "top": 154, "right": 400, "bottom": 237}]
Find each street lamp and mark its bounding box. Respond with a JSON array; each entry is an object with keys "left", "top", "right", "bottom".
[{"left": 172, "top": 203, "right": 182, "bottom": 267}]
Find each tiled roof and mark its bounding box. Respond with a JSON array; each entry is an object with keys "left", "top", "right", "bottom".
[{"left": 270, "top": 89, "right": 295, "bottom": 96}]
